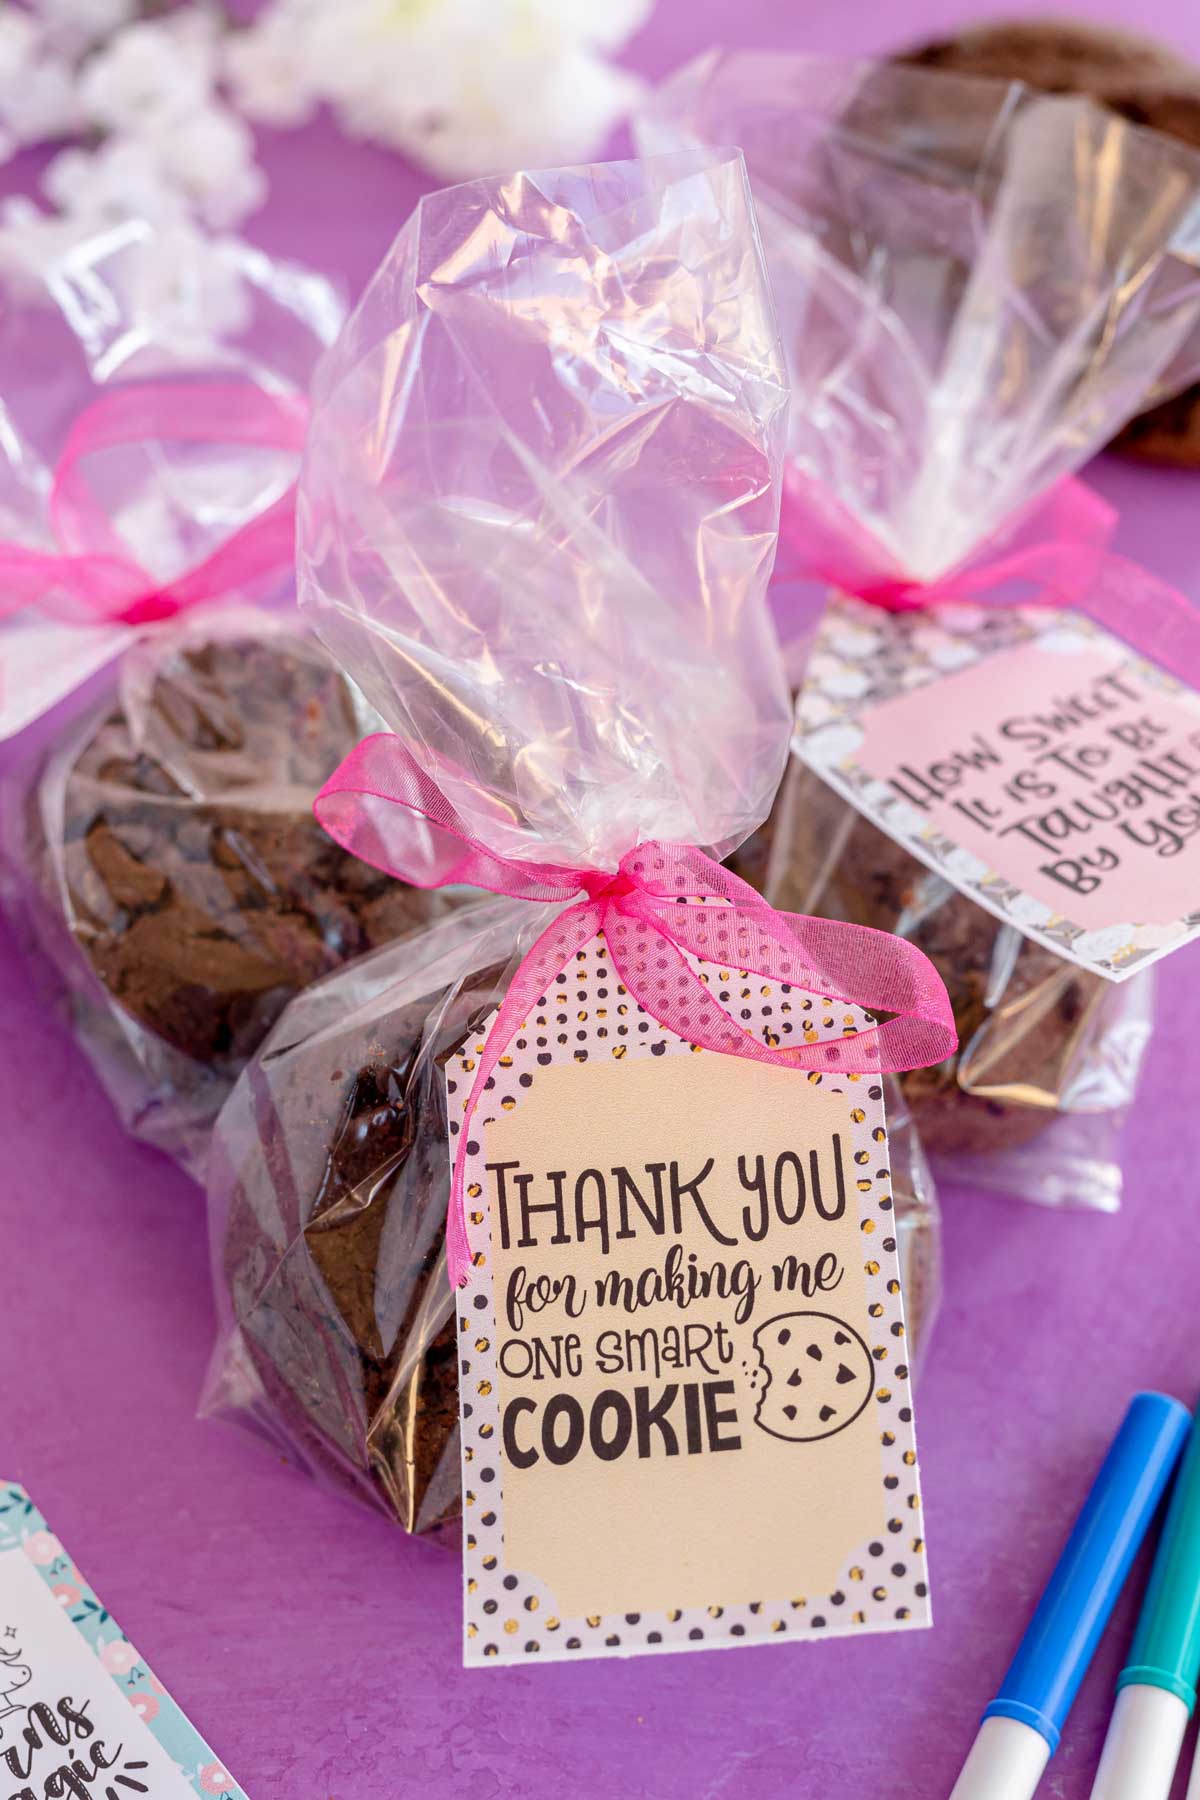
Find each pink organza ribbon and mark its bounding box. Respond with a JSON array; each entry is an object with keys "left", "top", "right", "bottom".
[
  {"left": 0, "top": 379, "right": 309, "bottom": 626},
  {"left": 315, "top": 733, "right": 958, "bottom": 1288},
  {"left": 780, "top": 467, "right": 1200, "bottom": 684}
]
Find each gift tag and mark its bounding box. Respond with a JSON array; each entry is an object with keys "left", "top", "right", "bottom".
[
  {"left": 0, "top": 1483, "right": 245, "bottom": 1799},
  {"left": 794, "top": 596, "right": 1200, "bottom": 981},
  {"left": 449, "top": 933, "right": 928, "bottom": 1665}
]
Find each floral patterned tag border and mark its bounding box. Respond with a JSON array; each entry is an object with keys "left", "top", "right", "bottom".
[
  {"left": 0, "top": 1481, "right": 246, "bottom": 1799},
  {"left": 794, "top": 597, "right": 1200, "bottom": 982}
]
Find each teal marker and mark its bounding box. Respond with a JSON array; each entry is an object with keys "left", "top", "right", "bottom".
[{"left": 1091, "top": 1411, "right": 1200, "bottom": 1800}]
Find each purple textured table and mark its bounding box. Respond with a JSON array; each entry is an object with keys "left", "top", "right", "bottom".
[{"left": 4, "top": 2, "right": 1200, "bottom": 1796}]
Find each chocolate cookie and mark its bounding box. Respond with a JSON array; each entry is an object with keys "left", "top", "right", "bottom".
[
  {"left": 212, "top": 928, "right": 512, "bottom": 1537},
  {"left": 18, "top": 616, "right": 454, "bottom": 1172},
  {"left": 734, "top": 759, "right": 1120, "bottom": 1159},
  {"left": 896, "top": 19, "right": 1200, "bottom": 466}
]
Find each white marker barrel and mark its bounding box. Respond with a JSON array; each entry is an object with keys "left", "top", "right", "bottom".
[
  {"left": 948, "top": 1717, "right": 1050, "bottom": 1800},
  {"left": 1089, "top": 1684, "right": 1189, "bottom": 1800}
]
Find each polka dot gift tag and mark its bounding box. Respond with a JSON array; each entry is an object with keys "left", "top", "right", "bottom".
[{"left": 449, "top": 929, "right": 929, "bottom": 1666}]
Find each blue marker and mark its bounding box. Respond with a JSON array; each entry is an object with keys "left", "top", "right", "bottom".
[{"left": 949, "top": 1392, "right": 1190, "bottom": 1800}]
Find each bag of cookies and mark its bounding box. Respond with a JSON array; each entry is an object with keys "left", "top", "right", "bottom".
[
  {"left": 7, "top": 608, "right": 458, "bottom": 1176},
  {"left": 641, "top": 54, "right": 1200, "bottom": 1209},
  {"left": 0, "top": 222, "right": 453, "bottom": 1172},
  {"left": 201, "top": 151, "right": 953, "bottom": 1536}
]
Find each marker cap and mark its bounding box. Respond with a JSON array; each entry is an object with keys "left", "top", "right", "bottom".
[
  {"left": 983, "top": 1392, "right": 1190, "bottom": 1754},
  {"left": 1117, "top": 1413, "right": 1200, "bottom": 1714}
]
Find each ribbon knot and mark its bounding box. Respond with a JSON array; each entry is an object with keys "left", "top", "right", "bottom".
[
  {"left": 315, "top": 733, "right": 958, "bottom": 1288},
  {"left": 579, "top": 866, "right": 638, "bottom": 905},
  {"left": 778, "top": 464, "right": 1200, "bottom": 689}
]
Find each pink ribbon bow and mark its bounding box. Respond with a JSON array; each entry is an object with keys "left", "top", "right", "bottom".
[
  {"left": 780, "top": 467, "right": 1200, "bottom": 685},
  {"left": 316, "top": 733, "right": 958, "bottom": 1288},
  {"left": 0, "top": 379, "right": 309, "bottom": 626}
]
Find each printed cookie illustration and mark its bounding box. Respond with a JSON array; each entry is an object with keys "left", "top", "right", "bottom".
[{"left": 750, "top": 1311, "right": 875, "bottom": 1443}]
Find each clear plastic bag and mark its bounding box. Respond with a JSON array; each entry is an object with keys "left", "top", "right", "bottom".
[
  {"left": 202, "top": 151, "right": 945, "bottom": 1533},
  {"left": 202, "top": 899, "right": 942, "bottom": 1540},
  {"left": 741, "top": 759, "right": 1153, "bottom": 1210},
  {"left": 0, "top": 218, "right": 343, "bottom": 736},
  {"left": 4, "top": 607, "right": 457, "bottom": 1178},
  {"left": 640, "top": 55, "right": 1200, "bottom": 1206}
]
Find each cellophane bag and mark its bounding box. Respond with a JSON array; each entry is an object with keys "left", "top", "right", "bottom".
[
  {"left": 201, "top": 151, "right": 944, "bottom": 1537},
  {"left": 0, "top": 216, "right": 344, "bottom": 737},
  {"left": 0, "top": 223, "right": 454, "bottom": 1175},
  {"left": 641, "top": 55, "right": 1200, "bottom": 1208},
  {"left": 5, "top": 607, "right": 459, "bottom": 1179}
]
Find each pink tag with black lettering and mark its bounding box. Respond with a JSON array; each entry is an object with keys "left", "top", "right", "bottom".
[
  {"left": 449, "top": 929, "right": 929, "bottom": 1666},
  {"left": 795, "top": 598, "right": 1200, "bottom": 979}
]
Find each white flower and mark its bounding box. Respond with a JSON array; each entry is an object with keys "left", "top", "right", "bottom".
[
  {"left": 223, "top": 13, "right": 318, "bottom": 129},
  {"left": 0, "top": 34, "right": 85, "bottom": 148},
  {"left": 78, "top": 17, "right": 214, "bottom": 136},
  {"left": 237, "top": 0, "right": 648, "bottom": 177},
  {"left": 33, "top": 0, "right": 139, "bottom": 56},
  {"left": 42, "top": 136, "right": 189, "bottom": 228},
  {"left": 149, "top": 104, "right": 266, "bottom": 230},
  {"left": 0, "top": 12, "right": 39, "bottom": 84},
  {"left": 521, "top": 0, "right": 654, "bottom": 52}
]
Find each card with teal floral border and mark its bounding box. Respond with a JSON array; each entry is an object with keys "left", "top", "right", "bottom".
[{"left": 0, "top": 1481, "right": 246, "bottom": 1799}]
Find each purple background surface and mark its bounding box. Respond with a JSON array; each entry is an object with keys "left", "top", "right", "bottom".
[{"left": 4, "top": 2, "right": 1200, "bottom": 1797}]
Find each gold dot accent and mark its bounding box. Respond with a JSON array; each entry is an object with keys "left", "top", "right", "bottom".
[
  {"left": 912, "top": 1537, "right": 925, "bottom": 1554},
  {"left": 869, "top": 1303, "right": 884, "bottom": 1318},
  {"left": 612, "top": 1045, "right": 627, "bottom": 1060},
  {"left": 864, "top": 1260, "right": 880, "bottom": 1275},
  {"left": 467, "top": 1623, "right": 478, "bottom": 1638},
  {"left": 854, "top": 1150, "right": 869, "bottom": 1165},
  {"left": 546, "top": 1618, "right": 560, "bottom": 1631},
  {"left": 849, "top": 1567, "right": 863, "bottom": 1582},
  {"left": 881, "top": 1432, "right": 895, "bottom": 1447},
  {"left": 504, "top": 1620, "right": 519, "bottom": 1635},
  {"left": 587, "top": 1614, "right": 601, "bottom": 1628},
  {"left": 877, "top": 1388, "right": 892, "bottom": 1402},
  {"left": 856, "top": 1179, "right": 872, "bottom": 1192},
  {"left": 903, "top": 1450, "right": 916, "bottom": 1466},
  {"left": 479, "top": 1424, "right": 494, "bottom": 1440},
  {"left": 852, "top": 1611, "right": 865, "bottom": 1625},
  {"left": 467, "top": 1183, "right": 482, "bottom": 1200},
  {"left": 467, "top": 1578, "right": 477, "bottom": 1593},
  {"left": 477, "top": 1379, "right": 492, "bottom": 1397},
  {"left": 861, "top": 1220, "right": 876, "bottom": 1235},
  {"left": 475, "top": 1338, "right": 490, "bottom": 1353},
  {"left": 872, "top": 1586, "right": 887, "bottom": 1602},
  {"left": 770, "top": 1620, "right": 785, "bottom": 1633},
  {"left": 851, "top": 1108, "right": 865, "bottom": 1124},
  {"left": 472, "top": 1251, "right": 486, "bottom": 1268}
]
